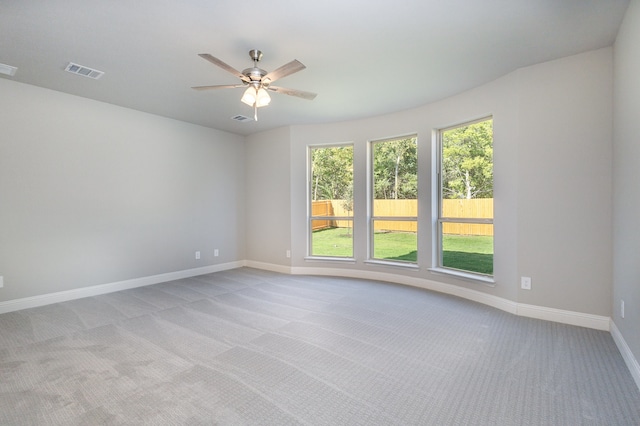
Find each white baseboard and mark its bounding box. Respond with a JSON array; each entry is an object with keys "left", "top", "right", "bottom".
[
  {"left": 0, "top": 261, "right": 243, "bottom": 315},
  {"left": 0, "top": 260, "right": 612, "bottom": 333},
  {"left": 288, "top": 264, "right": 609, "bottom": 331},
  {"left": 610, "top": 320, "right": 640, "bottom": 391},
  {"left": 291, "top": 265, "right": 518, "bottom": 315},
  {"left": 244, "top": 260, "right": 292, "bottom": 275},
  {"left": 516, "top": 303, "right": 610, "bottom": 331}
]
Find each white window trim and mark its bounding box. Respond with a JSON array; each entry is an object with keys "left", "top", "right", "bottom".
[
  {"left": 307, "top": 143, "right": 355, "bottom": 259},
  {"left": 304, "top": 256, "right": 356, "bottom": 263},
  {"left": 428, "top": 267, "right": 495, "bottom": 285},
  {"left": 368, "top": 135, "right": 418, "bottom": 266},
  {"left": 434, "top": 117, "right": 494, "bottom": 279},
  {"left": 365, "top": 259, "right": 420, "bottom": 269}
]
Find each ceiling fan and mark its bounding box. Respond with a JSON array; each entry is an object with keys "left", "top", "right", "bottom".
[{"left": 192, "top": 49, "right": 317, "bottom": 121}]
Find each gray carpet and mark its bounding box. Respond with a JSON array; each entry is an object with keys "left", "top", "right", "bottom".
[{"left": 0, "top": 268, "right": 638, "bottom": 425}]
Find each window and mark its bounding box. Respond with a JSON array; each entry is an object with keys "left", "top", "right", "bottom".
[
  {"left": 309, "top": 145, "right": 354, "bottom": 258},
  {"left": 370, "top": 136, "right": 418, "bottom": 264},
  {"left": 436, "top": 118, "right": 493, "bottom": 277}
]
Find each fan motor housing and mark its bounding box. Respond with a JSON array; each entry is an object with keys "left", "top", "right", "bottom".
[{"left": 242, "top": 67, "right": 267, "bottom": 82}]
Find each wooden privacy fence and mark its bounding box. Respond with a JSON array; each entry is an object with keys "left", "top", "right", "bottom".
[
  {"left": 312, "top": 198, "right": 493, "bottom": 236},
  {"left": 311, "top": 200, "right": 336, "bottom": 230},
  {"left": 372, "top": 200, "right": 417, "bottom": 232},
  {"left": 441, "top": 198, "right": 493, "bottom": 236}
]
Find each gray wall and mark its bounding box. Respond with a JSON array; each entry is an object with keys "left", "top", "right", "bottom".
[
  {"left": 613, "top": 0, "right": 640, "bottom": 369},
  {"left": 0, "top": 79, "right": 245, "bottom": 302},
  {"left": 515, "top": 49, "right": 613, "bottom": 315},
  {"left": 248, "top": 48, "right": 614, "bottom": 316},
  {"left": 244, "top": 127, "right": 292, "bottom": 267}
]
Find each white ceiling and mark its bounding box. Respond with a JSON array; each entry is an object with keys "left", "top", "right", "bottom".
[{"left": 0, "top": 0, "right": 629, "bottom": 136}]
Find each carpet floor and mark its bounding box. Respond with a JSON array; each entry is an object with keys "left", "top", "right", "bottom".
[{"left": 0, "top": 267, "right": 638, "bottom": 425}]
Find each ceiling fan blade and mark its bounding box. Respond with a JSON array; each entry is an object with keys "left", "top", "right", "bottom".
[
  {"left": 191, "top": 84, "right": 245, "bottom": 91},
  {"left": 267, "top": 85, "right": 317, "bottom": 100},
  {"left": 198, "top": 53, "right": 250, "bottom": 83},
  {"left": 263, "top": 60, "right": 306, "bottom": 83}
]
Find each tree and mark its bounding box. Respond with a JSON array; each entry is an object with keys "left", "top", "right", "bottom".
[
  {"left": 372, "top": 137, "right": 417, "bottom": 199},
  {"left": 340, "top": 184, "right": 354, "bottom": 235},
  {"left": 311, "top": 146, "right": 353, "bottom": 201},
  {"left": 441, "top": 120, "right": 493, "bottom": 199}
]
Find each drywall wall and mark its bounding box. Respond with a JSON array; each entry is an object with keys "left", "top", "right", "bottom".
[
  {"left": 0, "top": 79, "right": 245, "bottom": 302},
  {"left": 613, "top": 0, "right": 640, "bottom": 372},
  {"left": 515, "top": 48, "right": 613, "bottom": 315},
  {"left": 258, "top": 48, "right": 612, "bottom": 316},
  {"left": 244, "top": 126, "right": 292, "bottom": 266}
]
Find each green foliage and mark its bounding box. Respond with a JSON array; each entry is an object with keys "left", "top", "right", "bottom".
[
  {"left": 373, "top": 137, "right": 417, "bottom": 199},
  {"left": 311, "top": 146, "right": 353, "bottom": 200},
  {"left": 340, "top": 184, "right": 354, "bottom": 213},
  {"left": 442, "top": 119, "right": 493, "bottom": 199},
  {"left": 310, "top": 138, "right": 418, "bottom": 202}
]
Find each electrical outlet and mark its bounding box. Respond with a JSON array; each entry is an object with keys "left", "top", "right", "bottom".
[
  {"left": 0, "top": 276, "right": 3, "bottom": 288},
  {"left": 286, "top": 250, "right": 291, "bottom": 258},
  {"left": 195, "top": 251, "right": 201, "bottom": 260},
  {"left": 621, "top": 300, "right": 625, "bottom": 319},
  {"left": 214, "top": 249, "right": 219, "bottom": 257},
  {"left": 521, "top": 276, "right": 532, "bottom": 290}
]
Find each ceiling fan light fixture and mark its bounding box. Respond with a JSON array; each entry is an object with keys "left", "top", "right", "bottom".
[
  {"left": 241, "top": 87, "right": 257, "bottom": 106},
  {"left": 241, "top": 86, "right": 271, "bottom": 107},
  {"left": 256, "top": 88, "right": 271, "bottom": 107}
]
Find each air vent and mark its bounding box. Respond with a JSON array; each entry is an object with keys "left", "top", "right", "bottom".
[
  {"left": 231, "top": 115, "right": 252, "bottom": 122},
  {"left": 0, "top": 62, "right": 17, "bottom": 76},
  {"left": 65, "top": 62, "right": 104, "bottom": 79}
]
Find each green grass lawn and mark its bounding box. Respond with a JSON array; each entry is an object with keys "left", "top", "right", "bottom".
[
  {"left": 311, "top": 227, "right": 355, "bottom": 257},
  {"left": 442, "top": 234, "right": 493, "bottom": 275},
  {"left": 372, "top": 231, "right": 417, "bottom": 262},
  {"left": 312, "top": 227, "right": 493, "bottom": 274}
]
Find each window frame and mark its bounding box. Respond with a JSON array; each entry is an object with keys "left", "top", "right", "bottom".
[
  {"left": 433, "top": 117, "right": 494, "bottom": 281},
  {"left": 307, "top": 143, "right": 355, "bottom": 260},
  {"left": 367, "top": 134, "right": 418, "bottom": 267}
]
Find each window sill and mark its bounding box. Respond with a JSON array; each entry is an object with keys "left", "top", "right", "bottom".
[
  {"left": 428, "top": 267, "right": 495, "bottom": 285},
  {"left": 304, "top": 256, "right": 356, "bottom": 263},
  {"left": 364, "top": 259, "right": 419, "bottom": 270}
]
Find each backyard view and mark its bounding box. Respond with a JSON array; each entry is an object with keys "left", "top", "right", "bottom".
[
  {"left": 371, "top": 137, "right": 418, "bottom": 262},
  {"left": 310, "top": 145, "right": 354, "bottom": 257},
  {"left": 439, "top": 119, "right": 493, "bottom": 275},
  {"left": 311, "top": 220, "right": 493, "bottom": 274},
  {"left": 309, "top": 118, "right": 493, "bottom": 275}
]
